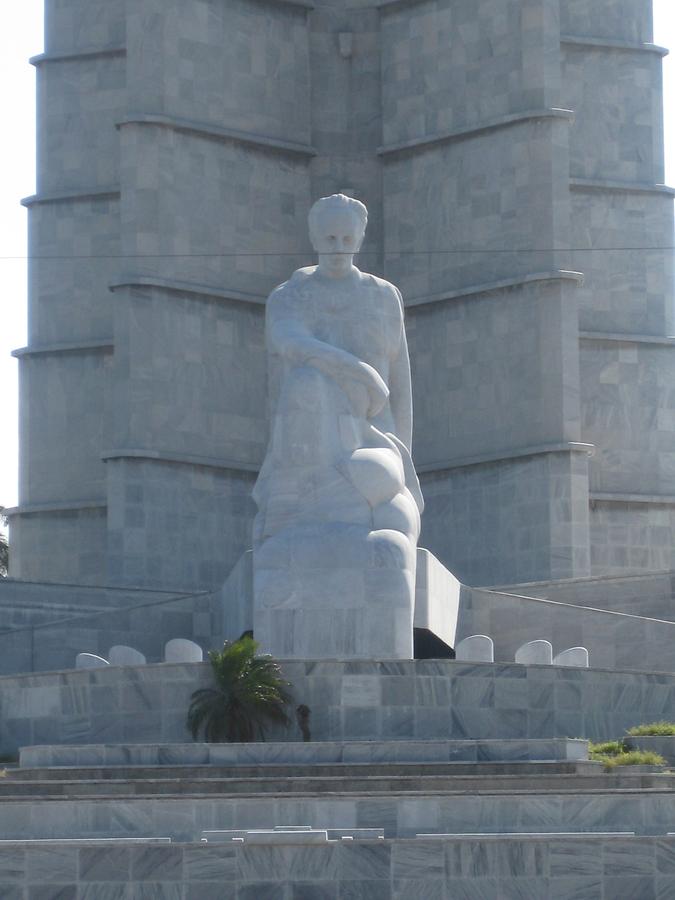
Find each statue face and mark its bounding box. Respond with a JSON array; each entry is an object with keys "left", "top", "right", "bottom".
[{"left": 310, "top": 207, "right": 365, "bottom": 278}]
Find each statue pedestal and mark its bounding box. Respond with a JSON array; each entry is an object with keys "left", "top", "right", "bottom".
[
  {"left": 253, "top": 523, "right": 416, "bottom": 659},
  {"left": 221, "top": 546, "right": 460, "bottom": 660}
]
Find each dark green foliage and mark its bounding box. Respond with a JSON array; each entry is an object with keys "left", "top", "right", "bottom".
[
  {"left": 187, "top": 636, "right": 292, "bottom": 743},
  {"left": 627, "top": 721, "right": 675, "bottom": 736},
  {"left": 589, "top": 739, "right": 666, "bottom": 770},
  {"left": 589, "top": 740, "right": 627, "bottom": 758}
]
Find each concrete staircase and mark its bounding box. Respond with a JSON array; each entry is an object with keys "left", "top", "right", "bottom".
[{"left": 3, "top": 739, "right": 675, "bottom": 896}]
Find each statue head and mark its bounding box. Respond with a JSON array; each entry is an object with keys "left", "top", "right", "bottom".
[{"left": 308, "top": 194, "right": 368, "bottom": 278}]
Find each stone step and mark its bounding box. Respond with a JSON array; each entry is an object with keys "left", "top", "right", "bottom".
[
  {"left": 8, "top": 759, "right": 601, "bottom": 782},
  {"left": 18, "top": 737, "right": 589, "bottom": 768},
  {"left": 1, "top": 769, "right": 673, "bottom": 798}
]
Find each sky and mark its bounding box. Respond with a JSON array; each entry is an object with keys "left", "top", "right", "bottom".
[{"left": 0, "top": 3, "right": 674, "bottom": 525}]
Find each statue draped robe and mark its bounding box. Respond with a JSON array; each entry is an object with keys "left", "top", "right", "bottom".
[{"left": 252, "top": 266, "right": 423, "bottom": 659}]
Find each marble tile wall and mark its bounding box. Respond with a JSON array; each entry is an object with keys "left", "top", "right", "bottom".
[
  {"left": 126, "top": 0, "right": 311, "bottom": 145},
  {"left": 44, "top": 0, "right": 126, "bottom": 53},
  {"left": 590, "top": 502, "right": 675, "bottom": 575},
  {"left": 1, "top": 835, "right": 675, "bottom": 898},
  {"left": 581, "top": 341, "right": 675, "bottom": 497},
  {"left": 3, "top": 659, "right": 675, "bottom": 755},
  {"left": 28, "top": 197, "right": 119, "bottom": 345},
  {"left": 382, "top": 119, "right": 567, "bottom": 300},
  {"left": 420, "top": 451, "right": 590, "bottom": 586},
  {"left": 106, "top": 458, "right": 256, "bottom": 590},
  {"left": 9, "top": 509, "right": 108, "bottom": 588},
  {"left": 380, "top": 0, "right": 559, "bottom": 146},
  {"left": 36, "top": 55, "right": 126, "bottom": 195},
  {"left": 560, "top": 0, "right": 653, "bottom": 43},
  {"left": 563, "top": 45, "right": 664, "bottom": 184},
  {"left": 570, "top": 191, "right": 674, "bottom": 336}
]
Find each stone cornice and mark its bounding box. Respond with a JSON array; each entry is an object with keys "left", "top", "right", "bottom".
[
  {"left": 374, "top": 0, "right": 433, "bottom": 10},
  {"left": 117, "top": 113, "right": 316, "bottom": 159},
  {"left": 590, "top": 492, "right": 675, "bottom": 507},
  {"left": 30, "top": 46, "right": 126, "bottom": 66},
  {"left": 3, "top": 500, "right": 106, "bottom": 517},
  {"left": 102, "top": 449, "right": 260, "bottom": 474},
  {"left": 12, "top": 340, "right": 114, "bottom": 359},
  {"left": 570, "top": 178, "right": 675, "bottom": 197},
  {"left": 249, "top": 0, "right": 313, "bottom": 8},
  {"left": 404, "top": 271, "right": 584, "bottom": 309},
  {"left": 109, "top": 275, "right": 266, "bottom": 307},
  {"left": 418, "top": 442, "right": 595, "bottom": 475},
  {"left": 579, "top": 331, "right": 675, "bottom": 347},
  {"left": 21, "top": 187, "right": 120, "bottom": 207},
  {"left": 378, "top": 109, "right": 574, "bottom": 157},
  {"left": 561, "top": 35, "right": 668, "bottom": 57}
]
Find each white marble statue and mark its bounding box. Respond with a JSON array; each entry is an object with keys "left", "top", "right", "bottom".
[{"left": 252, "top": 194, "right": 423, "bottom": 659}]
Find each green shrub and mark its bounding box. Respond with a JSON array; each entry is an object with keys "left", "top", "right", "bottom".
[
  {"left": 627, "top": 721, "right": 675, "bottom": 736},
  {"left": 589, "top": 740, "right": 626, "bottom": 758},
  {"left": 600, "top": 750, "right": 666, "bottom": 770},
  {"left": 187, "top": 636, "right": 292, "bottom": 743}
]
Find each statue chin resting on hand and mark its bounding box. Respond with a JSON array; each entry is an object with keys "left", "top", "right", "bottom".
[{"left": 252, "top": 194, "right": 424, "bottom": 660}]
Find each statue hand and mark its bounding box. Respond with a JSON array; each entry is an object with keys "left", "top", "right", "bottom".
[{"left": 355, "top": 361, "right": 389, "bottom": 418}]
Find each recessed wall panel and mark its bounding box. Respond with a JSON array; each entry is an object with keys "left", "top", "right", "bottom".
[
  {"left": 28, "top": 197, "right": 119, "bottom": 344},
  {"left": 127, "top": 0, "right": 310, "bottom": 146},
  {"left": 37, "top": 56, "right": 126, "bottom": 194}
]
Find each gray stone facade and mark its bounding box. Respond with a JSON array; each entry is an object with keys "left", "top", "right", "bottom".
[
  {"left": 8, "top": 0, "right": 674, "bottom": 593},
  {"left": 2, "top": 658, "right": 675, "bottom": 755},
  {"left": 3, "top": 835, "right": 675, "bottom": 900}
]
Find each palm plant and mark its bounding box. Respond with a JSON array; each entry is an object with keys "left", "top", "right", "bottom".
[{"left": 187, "top": 636, "right": 292, "bottom": 742}]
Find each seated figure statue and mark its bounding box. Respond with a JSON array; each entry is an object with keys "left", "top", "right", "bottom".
[{"left": 252, "top": 194, "right": 423, "bottom": 659}]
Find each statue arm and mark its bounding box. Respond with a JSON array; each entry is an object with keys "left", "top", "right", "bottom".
[
  {"left": 267, "top": 287, "right": 389, "bottom": 417},
  {"left": 388, "top": 288, "right": 413, "bottom": 451}
]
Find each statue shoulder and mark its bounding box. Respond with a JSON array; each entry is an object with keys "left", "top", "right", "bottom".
[
  {"left": 267, "top": 267, "right": 317, "bottom": 308},
  {"left": 359, "top": 272, "right": 404, "bottom": 313}
]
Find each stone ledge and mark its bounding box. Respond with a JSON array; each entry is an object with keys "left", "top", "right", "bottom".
[
  {"left": 579, "top": 331, "right": 675, "bottom": 347},
  {"left": 590, "top": 492, "right": 675, "bottom": 507},
  {"left": 21, "top": 187, "right": 120, "bottom": 207},
  {"left": 404, "top": 270, "right": 584, "bottom": 309},
  {"left": 12, "top": 340, "right": 114, "bottom": 359},
  {"left": 418, "top": 442, "right": 595, "bottom": 475},
  {"left": 19, "top": 737, "right": 588, "bottom": 768},
  {"left": 109, "top": 275, "right": 266, "bottom": 306},
  {"left": 570, "top": 178, "right": 675, "bottom": 196},
  {"left": 117, "top": 113, "right": 317, "bottom": 158},
  {"left": 249, "top": 0, "right": 313, "bottom": 8},
  {"left": 3, "top": 500, "right": 106, "bottom": 518},
  {"left": 561, "top": 34, "right": 669, "bottom": 56},
  {"left": 378, "top": 109, "right": 574, "bottom": 157},
  {"left": 375, "top": 0, "right": 432, "bottom": 10},
  {"left": 30, "top": 46, "right": 127, "bottom": 65},
  {"left": 101, "top": 448, "right": 259, "bottom": 474}
]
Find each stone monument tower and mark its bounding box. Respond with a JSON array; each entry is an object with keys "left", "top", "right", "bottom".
[{"left": 9, "top": 0, "right": 674, "bottom": 596}]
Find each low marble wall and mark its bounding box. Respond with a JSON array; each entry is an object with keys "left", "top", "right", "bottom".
[
  {"left": 459, "top": 585, "right": 675, "bottom": 671},
  {"left": 0, "top": 790, "right": 674, "bottom": 842},
  {"left": 20, "top": 737, "right": 587, "bottom": 768},
  {"left": 3, "top": 659, "right": 675, "bottom": 754},
  {"left": 2, "top": 835, "right": 675, "bottom": 899}
]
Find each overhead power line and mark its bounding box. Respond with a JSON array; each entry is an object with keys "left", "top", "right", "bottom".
[{"left": 0, "top": 246, "right": 674, "bottom": 260}]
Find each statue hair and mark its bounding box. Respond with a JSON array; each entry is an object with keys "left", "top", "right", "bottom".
[{"left": 308, "top": 194, "right": 368, "bottom": 236}]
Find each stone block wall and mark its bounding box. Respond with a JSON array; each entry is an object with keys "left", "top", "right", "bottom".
[{"left": 3, "top": 658, "right": 675, "bottom": 754}]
